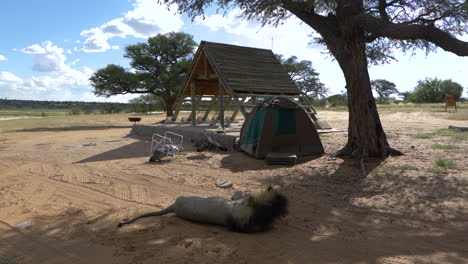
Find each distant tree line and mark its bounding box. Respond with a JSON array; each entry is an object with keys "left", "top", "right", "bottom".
[
  {"left": 0, "top": 99, "right": 128, "bottom": 114},
  {"left": 308, "top": 77, "right": 464, "bottom": 107}
]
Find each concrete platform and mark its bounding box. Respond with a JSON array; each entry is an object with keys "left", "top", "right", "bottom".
[
  {"left": 130, "top": 123, "right": 240, "bottom": 150},
  {"left": 129, "top": 123, "right": 346, "bottom": 151}
]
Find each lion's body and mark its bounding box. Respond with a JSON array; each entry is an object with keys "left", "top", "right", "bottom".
[
  {"left": 173, "top": 196, "right": 233, "bottom": 225},
  {"left": 118, "top": 186, "right": 288, "bottom": 232}
]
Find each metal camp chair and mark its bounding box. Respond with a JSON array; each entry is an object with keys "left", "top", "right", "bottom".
[{"left": 150, "top": 131, "right": 184, "bottom": 161}]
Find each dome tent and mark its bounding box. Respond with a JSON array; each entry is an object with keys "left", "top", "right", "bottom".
[{"left": 240, "top": 97, "right": 324, "bottom": 159}]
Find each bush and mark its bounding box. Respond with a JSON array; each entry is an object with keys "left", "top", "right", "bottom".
[
  {"left": 69, "top": 107, "right": 83, "bottom": 115},
  {"left": 326, "top": 94, "right": 347, "bottom": 107},
  {"left": 409, "top": 78, "right": 463, "bottom": 103}
]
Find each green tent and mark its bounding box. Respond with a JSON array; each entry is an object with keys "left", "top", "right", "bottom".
[{"left": 240, "top": 97, "right": 324, "bottom": 159}]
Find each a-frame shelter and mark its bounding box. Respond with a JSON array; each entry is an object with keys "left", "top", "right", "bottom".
[{"left": 172, "top": 41, "right": 323, "bottom": 129}]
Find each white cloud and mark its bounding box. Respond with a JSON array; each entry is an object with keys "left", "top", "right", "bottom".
[
  {"left": 0, "top": 54, "right": 7, "bottom": 61},
  {"left": 0, "top": 72, "right": 22, "bottom": 83},
  {"left": 0, "top": 66, "right": 98, "bottom": 101},
  {"left": 21, "top": 43, "right": 46, "bottom": 54},
  {"left": 111, "top": 45, "right": 120, "bottom": 50},
  {"left": 21, "top": 41, "right": 68, "bottom": 73},
  {"left": 2, "top": 41, "right": 100, "bottom": 101},
  {"left": 80, "top": 0, "right": 184, "bottom": 53}
]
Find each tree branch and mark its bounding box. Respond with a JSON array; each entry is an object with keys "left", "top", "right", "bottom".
[{"left": 360, "top": 15, "right": 468, "bottom": 56}]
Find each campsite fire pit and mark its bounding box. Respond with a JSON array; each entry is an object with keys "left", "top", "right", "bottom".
[{"left": 128, "top": 117, "right": 142, "bottom": 125}]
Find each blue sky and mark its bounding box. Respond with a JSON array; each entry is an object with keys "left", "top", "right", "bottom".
[{"left": 0, "top": 0, "right": 467, "bottom": 102}]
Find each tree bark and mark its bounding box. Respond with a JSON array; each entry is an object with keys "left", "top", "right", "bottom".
[
  {"left": 331, "top": 1, "right": 402, "bottom": 159},
  {"left": 165, "top": 98, "right": 175, "bottom": 117},
  {"left": 336, "top": 41, "right": 398, "bottom": 158}
]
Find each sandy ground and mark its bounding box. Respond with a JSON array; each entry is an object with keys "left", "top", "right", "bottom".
[{"left": 0, "top": 111, "right": 467, "bottom": 264}]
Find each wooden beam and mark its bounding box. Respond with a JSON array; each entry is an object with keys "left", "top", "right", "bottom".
[
  {"left": 202, "top": 97, "right": 218, "bottom": 121},
  {"left": 230, "top": 97, "right": 246, "bottom": 121},
  {"left": 171, "top": 96, "right": 184, "bottom": 121},
  {"left": 203, "top": 46, "right": 248, "bottom": 118},
  {"left": 219, "top": 80, "right": 224, "bottom": 130},
  {"left": 191, "top": 81, "right": 197, "bottom": 126}
]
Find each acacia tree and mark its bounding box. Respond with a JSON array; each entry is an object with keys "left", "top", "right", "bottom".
[
  {"left": 161, "top": 0, "right": 468, "bottom": 158},
  {"left": 90, "top": 32, "right": 196, "bottom": 117},
  {"left": 409, "top": 77, "right": 464, "bottom": 103},
  {"left": 278, "top": 55, "right": 329, "bottom": 98},
  {"left": 370, "top": 79, "right": 398, "bottom": 102}
]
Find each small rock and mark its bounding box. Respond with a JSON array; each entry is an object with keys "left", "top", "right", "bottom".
[
  {"left": 215, "top": 180, "right": 233, "bottom": 189},
  {"left": 16, "top": 221, "right": 32, "bottom": 229},
  {"left": 411, "top": 146, "right": 415, "bottom": 149}
]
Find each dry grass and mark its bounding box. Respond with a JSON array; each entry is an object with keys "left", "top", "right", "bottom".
[
  {"left": 0, "top": 113, "right": 164, "bottom": 133},
  {"left": 446, "top": 109, "right": 468, "bottom": 120}
]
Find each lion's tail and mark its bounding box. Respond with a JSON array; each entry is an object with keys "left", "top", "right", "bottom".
[{"left": 117, "top": 204, "right": 175, "bottom": 228}]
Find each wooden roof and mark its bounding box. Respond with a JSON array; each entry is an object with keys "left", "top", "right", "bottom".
[{"left": 181, "top": 41, "right": 300, "bottom": 96}]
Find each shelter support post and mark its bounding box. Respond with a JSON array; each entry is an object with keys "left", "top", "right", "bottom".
[
  {"left": 171, "top": 95, "right": 184, "bottom": 121},
  {"left": 230, "top": 97, "right": 246, "bottom": 121},
  {"left": 219, "top": 81, "right": 225, "bottom": 130},
  {"left": 191, "top": 81, "right": 197, "bottom": 126},
  {"left": 202, "top": 96, "right": 218, "bottom": 121}
]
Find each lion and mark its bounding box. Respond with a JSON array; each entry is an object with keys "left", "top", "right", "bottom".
[{"left": 117, "top": 186, "right": 288, "bottom": 233}]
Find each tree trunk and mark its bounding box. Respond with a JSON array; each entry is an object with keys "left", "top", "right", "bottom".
[
  {"left": 165, "top": 98, "right": 175, "bottom": 117},
  {"left": 335, "top": 37, "right": 401, "bottom": 158},
  {"left": 332, "top": 1, "right": 402, "bottom": 158}
]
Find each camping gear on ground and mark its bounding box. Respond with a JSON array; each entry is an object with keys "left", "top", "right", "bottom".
[
  {"left": 192, "top": 134, "right": 228, "bottom": 152},
  {"left": 240, "top": 97, "right": 324, "bottom": 159},
  {"left": 149, "top": 131, "right": 184, "bottom": 162},
  {"left": 265, "top": 152, "right": 297, "bottom": 165}
]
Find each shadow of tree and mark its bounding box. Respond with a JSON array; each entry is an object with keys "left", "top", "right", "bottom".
[
  {"left": 220, "top": 152, "right": 323, "bottom": 172},
  {"left": 1, "top": 158, "right": 466, "bottom": 264},
  {"left": 15, "top": 125, "right": 132, "bottom": 132},
  {"left": 75, "top": 140, "right": 150, "bottom": 163}
]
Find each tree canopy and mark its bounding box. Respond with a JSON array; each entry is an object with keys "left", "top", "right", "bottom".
[
  {"left": 90, "top": 32, "right": 196, "bottom": 116},
  {"left": 277, "top": 55, "right": 329, "bottom": 99},
  {"left": 370, "top": 79, "right": 398, "bottom": 101},
  {"left": 408, "top": 78, "right": 464, "bottom": 103},
  {"left": 160, "top": 0, "right": 468, "bottom": 158}
]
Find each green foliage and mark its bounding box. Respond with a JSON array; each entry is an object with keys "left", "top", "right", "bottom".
[
  {"left": 435, "top": 157, "right": 457, "bottom": 168},
  {"left": 436, "top": 128, "right": 468, "bottom": 140},
  {"left": 100, "top": 104, "right": 123, "bottom": 114},
  {"left": 431, "top": 144, "right": 459, "bottom": 150},
  {"left": 277, "top": 54, "right": 328, "bottom": 99},
  {"left": 413, "top": 133, "right": 433, "bottom": 139},
  {"left": 368, "top": 171, "right": 401, "bottom": 181},
  {"left": 386, "top": 164, "right": 418, "bottom": 171},
  {"left": 371, "top": 79, "right": 398, "bottom": 102},
  {"left": 90, "top": 65, "right": 142, "bottom": 97},
  {"left": 90, "top": 32, "right": 196, "bottom": 117},
  {"left": 326, "top": 93, "right": 347, "bottom": 107},
  {"left": 163, "top": 0, "right": 468, "bottom": 64},
  {"left": 427, "top": 167, "right": 448, "bottom": 174},
  {"left": 69, "top": 107, "right": 83, "bottom": 115},
  {"left": 418, "top": 175, "right": 431, "bottom": 180},
  {"left": 409, "top": 78, "right": 464, "bottom": 103},
  {"left": 0, "top": 99, "right": 126, "bottom": 113},
  {"left": 129, "top": 94, "right": 165, "bottom": 113}
]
